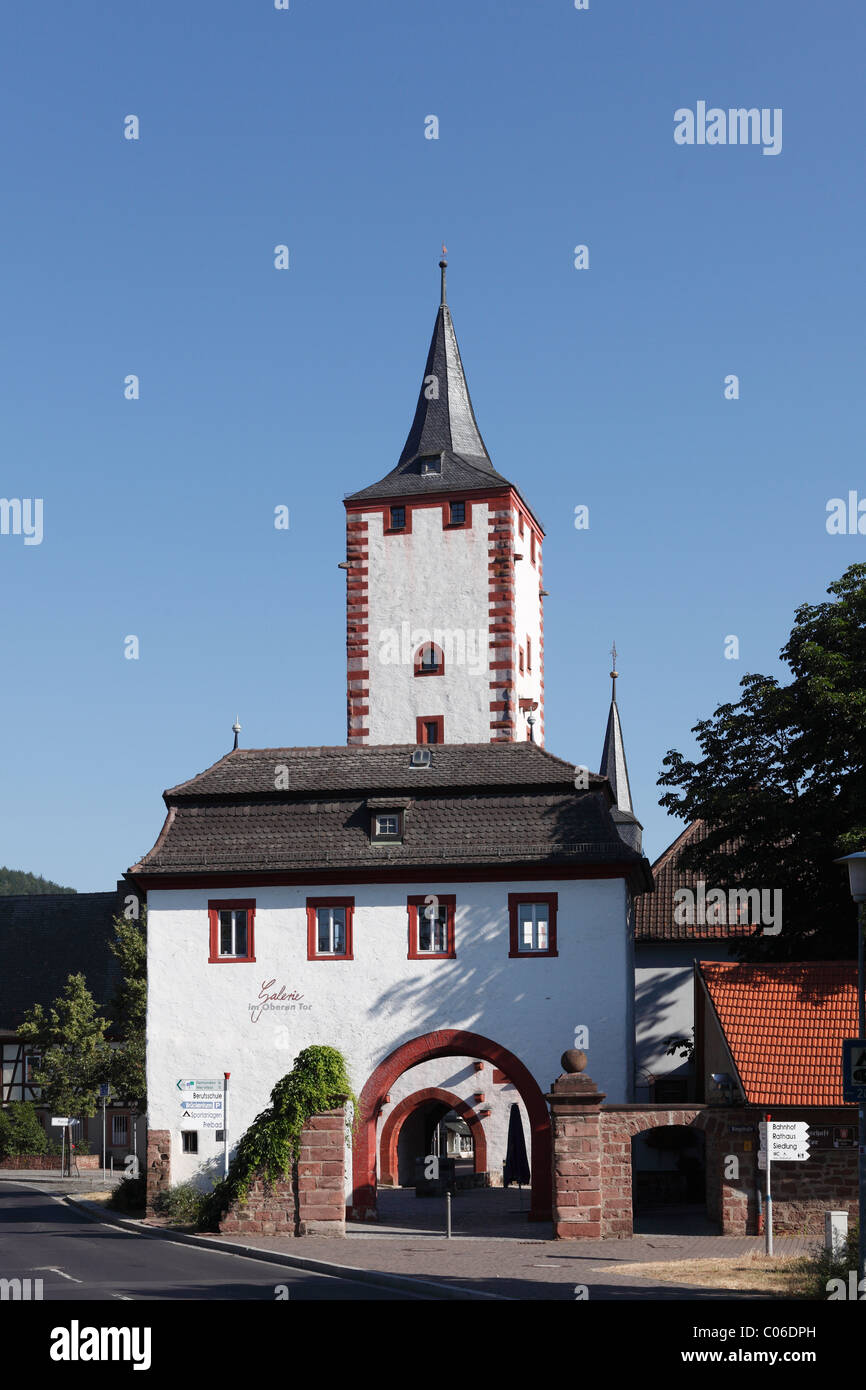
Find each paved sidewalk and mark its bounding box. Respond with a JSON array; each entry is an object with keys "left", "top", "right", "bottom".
[
  {"left": 224, "top": 1228, "right": 815, "bottom": 1301},
  {"left": 54, "top": 1183, "right": 820, "bottom": 1301}
]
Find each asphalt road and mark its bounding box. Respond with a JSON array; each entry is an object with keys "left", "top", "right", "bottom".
[{"left": 0, "top": 1183, "right": 410, "bottom": 1301}]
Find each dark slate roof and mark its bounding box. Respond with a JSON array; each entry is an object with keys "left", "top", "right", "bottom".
[
  {"left": 599, "top": 688, "right": 635, "bottom": 818},
  {"left": 131, "top": 744, "right": 653, "bottom": 886},
  {"left": 345, "top": 270, "right": 522, "bottom": 506},
  {"left": 635, "top": 821, "right": 754, "bottom": 942},
  {"left": 163, "top": 743, "right": 604, "bottom": 799},
  {"left": 0, "top": 892, "right": 123, "bottom": 1032}
]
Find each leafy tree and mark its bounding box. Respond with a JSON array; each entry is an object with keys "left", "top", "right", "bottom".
[
  {"left": 17, "top": 974, "right": 111, "bottom": 1121},
  {"left": 658, "top": 563, "right": 866, "bottom": 960},
  {"left": 106, "top": 909, "right": 147, "bottom": 1111},
  {"left": 0, "top": 1101, "right": 48, "bottom": 1158}
]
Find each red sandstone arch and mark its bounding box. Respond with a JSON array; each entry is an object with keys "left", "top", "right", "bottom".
[
  {"left": 379, "top": 1087, "right": 488, "bottom": 1186},
  {"left": 352, "top": 1029, "right": 551, "bottom": 1221}
]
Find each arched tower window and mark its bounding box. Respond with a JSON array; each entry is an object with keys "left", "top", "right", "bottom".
[{"left": 414, "top": 641, "right": 445, "bottom": 676}]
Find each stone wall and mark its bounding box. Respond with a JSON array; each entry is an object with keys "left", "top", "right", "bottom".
[
  {"left": 145, "top": 1129, "right": 171, "bottom": 1213},
  {"left": 218, "top": 1106, "right": 346, "bottom": 1238},
  {"left": 0, "top": 1154, "right": 100, "bottom": 1170},
  {"left": 548, "top": 1080, "right": 860, "bottom": 1239}
]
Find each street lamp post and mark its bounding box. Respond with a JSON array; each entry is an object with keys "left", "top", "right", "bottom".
[{"left": 834, "top": 850, "right": 866, "bottom": 1285}]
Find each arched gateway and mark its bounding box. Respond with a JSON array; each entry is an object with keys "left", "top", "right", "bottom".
[
  {"left": 379, "top": 1087, "right": 488, "bottom": 1185},
  {"left": 352, "top": 1029, "right": 552, "bottom": 1221}
]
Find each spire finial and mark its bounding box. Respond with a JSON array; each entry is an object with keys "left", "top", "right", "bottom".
[
  {"left": 610, "top": 641, "right": 618, "bottom": 702},
  {"left": 439, "top": 245, "right": 448, "bottom": 305},
  {"left": 232, "top": 715, "right": 241, "bottom": 751}
]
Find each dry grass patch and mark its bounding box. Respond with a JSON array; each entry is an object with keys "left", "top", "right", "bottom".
[{"left": 597, "top": 1253, "right": 814, "bottom": 1297}]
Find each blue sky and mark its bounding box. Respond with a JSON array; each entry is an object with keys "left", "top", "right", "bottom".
[{"left": 1, "top": 0, "right": 862, "bottom": 890}]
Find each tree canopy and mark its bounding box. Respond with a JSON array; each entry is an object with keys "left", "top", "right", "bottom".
[
  {"left": 658, "top": 563, "right": 866, "bottom": 960},
  {"left": 0, "top": 866, "right": 75, "bottom": 895},
  {"left": 17, "top": 974, "right": 111, "bottom": 1119}
]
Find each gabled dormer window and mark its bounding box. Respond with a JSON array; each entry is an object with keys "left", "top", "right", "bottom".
[
  {"left": 420, "top": 454, "right": 442, "bottom": 475},
  {"left": 374, "top": 812, "right": 402, "bottom": 840},
  {"left": 367, "top": 797, "right": 411, "bottom": 843}
]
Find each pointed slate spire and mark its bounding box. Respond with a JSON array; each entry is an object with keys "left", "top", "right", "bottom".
[
  {"left": 600, "top": 643, "right": 634, "bottom": 817},
  {"left": 345, "top": 256, "right": 512, "bottom": 502}
]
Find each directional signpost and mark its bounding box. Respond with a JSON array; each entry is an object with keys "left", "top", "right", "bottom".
[
  {"left": 177, "top": 1079, "right": 224, "bottom": 1130},
  {"left": 759, "top": 1119, "right": 811, "bottom": 1254}
]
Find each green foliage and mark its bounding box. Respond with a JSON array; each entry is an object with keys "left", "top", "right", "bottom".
[
  {"left": 106, "top": 909, "right": 147, "bottom": 1110},
  {"left": 17, "top": 973, "right": 111, "bottom": 1120},
  {"left": 0, "top": 866, "right": 76, "bottom": 896},
  {"left": 788, "top": 1223, "right": 860, "bottom": 1299},
  {"left": 199, "top": 1045, "right": 356, "bottom": 1231},
  {"left": 663, "top": 1030, "right": 695, "bottom": 1062},
  {"left": 153, "top": 1182, "right": 207, "bottom": 1227},
  {"left": 658, "top": 563, "right": 866, "bottom": 959},
  {"left": 0, "top": 1101, "right": 47, "bottom": 1158},
  {"left": 108, "top": 1174, "right": 146, "bottom": 1214}
]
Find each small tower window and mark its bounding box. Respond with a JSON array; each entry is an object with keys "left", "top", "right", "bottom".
[
  {"left": 389, "top": 506, "right": 406, "bottom": 530},
  {"left": 519, "top": 646, "right": 524, "bottom": 675},
  {"left": 530, "top": 531, "right": 536, "bottom": 565},
  {"left": 417, "top": 716, "right": 444, "bottom": 745},
  {"left": 449, "top": 501, "right": 465, "bottom": 525},
  {"left": 526, "top": 636, "right": 532, "bottom": 672},
  {"left": 414, "top": 641, "right": 445, "bottom": 676},
  {"left": 420, "top": 455, "right": 442, "bottom": 475}
]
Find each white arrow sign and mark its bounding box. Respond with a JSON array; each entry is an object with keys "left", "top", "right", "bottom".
[{"left": 759, "top": 1121, "right": 810, "bottom": 1161}]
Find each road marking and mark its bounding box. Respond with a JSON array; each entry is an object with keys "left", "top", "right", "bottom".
[{"left": 34, "top": 1266, "right": 82, "bottom": 1283}]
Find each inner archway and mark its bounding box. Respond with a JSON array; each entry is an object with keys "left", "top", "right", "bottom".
[
  {"left": 380, "top": 1087, "right": 488, "bottom": 1187},
  {"left": 353, "top": 1029, "right": 551, "bottom": 1221}
]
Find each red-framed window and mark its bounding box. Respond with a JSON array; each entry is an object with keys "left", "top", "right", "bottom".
[
  {"left": 530, "top": 531, "right": 537, "bottom": 565},
  {"left": 518, "top": 512, "right": 525, "bottom": 538},
  {"left": 416, "top": 716, "right": 444, "bottom": 745},
  {"left": 442, "top": 498, "right": 472, "bottom": 530},
  {"left": 306, "top": 897, "right": 354, "bottom": 960},
  {"left": 385, "top": 505, "right": 413, "bottom": 534},
  {"left": 526, "top": 635, "right": 532, "bottom": 672},
  {"left": 508, "top": 893, "right": 558, "bottom": 958},
  {"left": 414, "top": 641, "right": 445, "bottom": 676},
  {"left": 518, "top": 645, "right": 525, "bottom": 674},
  {"left": 407, "top": 894, "right": 456, "bottom": 959},
  {"left": 208, "top": 899, "right": 256, "bottom": 963}
]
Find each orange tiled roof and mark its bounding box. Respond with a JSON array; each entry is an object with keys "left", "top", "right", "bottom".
[{"left": 700, "top": 961, "right": 859, "bottom": 1107}]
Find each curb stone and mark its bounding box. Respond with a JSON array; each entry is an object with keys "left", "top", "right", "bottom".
[{"left": 62, "top": 1194, "right": 510, "bottom": 1301}]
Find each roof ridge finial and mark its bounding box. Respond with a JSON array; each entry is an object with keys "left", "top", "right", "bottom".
[
  {"left": 439, "top": 244, "right": 447, "bottom": 305},
  {"left": 610, "top": 641, "right": 618, "bottom": 702},
  {"left": 232, "top": 715, "right": 241, "bottom": 751}
]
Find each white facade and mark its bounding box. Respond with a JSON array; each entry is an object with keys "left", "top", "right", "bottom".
[
  {"left": 364, "top": 499, "right": 494, "bottom": 745},
  {"left": 634, "top": 941, "right": 732, "bottom": 1101},
  {"left": 145, "top": 875, "right": 633, "bottom": 1192},
  {"left": 351, "top": 493, "right": 544, "bottom": 747}
]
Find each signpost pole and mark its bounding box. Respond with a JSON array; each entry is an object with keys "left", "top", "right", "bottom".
[
  {"left": 859, "top": 902, "right": 865, "bottom": 1285},
  {"left": 223, "top": 1073, "right": 230, "bottom": 1178},
  {"left": 102, "top": 1093, "right": 106, "bottom": 1185},
  {"left": 764, "top": 1112, "right": 773, "bottom": 1257}
]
